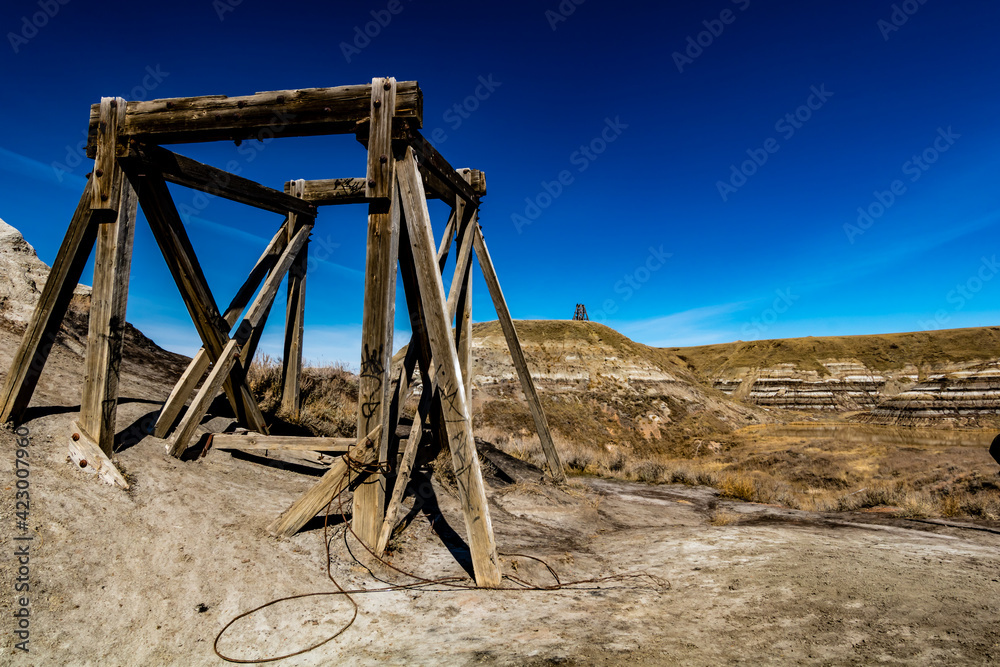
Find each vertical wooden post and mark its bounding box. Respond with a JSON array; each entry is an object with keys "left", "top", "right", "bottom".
[
  {"left": 79, "top": 98, "right": 136, "bottom": 454},
  {"left": 281, "top": 180, "right": 309, "bottom": 418},
  {"left": 397, "top": 148, "right": 501, "bottom": 588},
  {"left": 473, "top": 225, "right": 565, "bottom": 482},
  {"left": 0, "top": 181, "right": 98, "bottom": 425},
  {"left": 354, "top": 77, "right": 399, "bottom": 547}
]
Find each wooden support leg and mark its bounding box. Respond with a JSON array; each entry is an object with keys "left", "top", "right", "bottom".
[
  {"left": 397, "top": 148, "right": 501, "bottom": 588},
  {"left": 354, "top": 77, "right": 399, "bottom": 548},
  {"left": 0, "top": 180, "right": 98, "bottom": 424},
  {"left": 168, "top": 339, "right": 241, "bottom": 457},
  {"left": 282, "top": 180, "right": 310, "bottom": 418},
  {"left": 80, "top": 170, "right": 138, "bottom": 455},
  {"left": 267, "top": 425, "right": 382, "bottom": 538},
  {"left": 154, "top": 218, "right": 291, "bottom": 438},
  {"left": 128, "top": 166, "right": 267, "bottom": 435},
  {"left": 473, "top": 225, "right": 566, "bottom": 483},
  {"left": 167, "top": 224, "right": 313, "bottom": 456}
]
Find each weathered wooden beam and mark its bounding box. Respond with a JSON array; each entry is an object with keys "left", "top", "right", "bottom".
[
  {"left": 168, "top": 338, "right": 241, "bottom": 457},
  {"left": 472, "top": 225, "right": 566, "bottom": 483},
  {"left": 455, "top": 183, "right": 476, "bottom": 404},
  {"left": 267, "top": 425, "right": 382, "bottom": 538},
  {"left": 445, "top": 204, "right": 476, "bottom": 318},
  {"left": 79, "top": 170, "right": 138, "bottom": 456},
  {"left": 90, "top": 98, "right": 126, "bottom": 210},
  {"left": 397, "top": 148, "right": 501, "bottom": 588},
  {"left": 354, "top": 78, "right": 400, "bottom": 548},
  {"left": 87, "top": 81, "right": 422, "bottom": 152},
  {"left": 131, "top": 143, "right": 315, "bottom": 218},
  {"left": 166, "top": 222, "right": 312, "bottom": 455},
  {"left": 377, "top": 382, "right": 433, "bottom": 554},
  {"left": 402, "top": 124, "right": 478, "bottom": 204},
  {"left": 288, "top": 178, "right": 368, "bottom": 205},
  {"left": 69, "top": 423, "right": 129, "bottom": 489},
  {"left": 281, "top": 180, "right": 310, "bottom": 418},
  {"left": 0, "top": 182, "right": 99, "bottom": 425},
  {"left": 288, "top": 171, "right": 485, "bottom": 207},
  {"left": 153, "top": 219, "right": 290, "bottom": 438},
  {"left": 436, "top": 208, "right": 458, "bottom": 269},
  {"left": 211, "top": 433, "right": 355, "bottom": 452},
  {"left": 129, "top": 167, "right": 267, "bottom": 434}
]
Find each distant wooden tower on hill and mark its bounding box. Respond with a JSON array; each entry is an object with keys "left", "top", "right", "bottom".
[{"left": 573, "top": 303, "right": 589, "bottom": 321}]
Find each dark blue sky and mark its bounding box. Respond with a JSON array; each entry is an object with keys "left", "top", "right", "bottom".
[{"left": 1, "top": 0, "right": 998, "bottom": 364}]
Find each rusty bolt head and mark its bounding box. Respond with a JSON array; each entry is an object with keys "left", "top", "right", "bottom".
[
  {"left": 72, "top": 433, "right": 81, "bottom": 441},
  {"left": 373, "top": 100, "right": 382, "bottom": 109},
  {"left": 79, "top": 459, "right": 87, "bottom": 468},
  {"left": 276, "top": 95, "right": 285, "bottom": 103},
  {"left": 368, "top": 179, "right": 377, "bottom": 188},
  {"left": 379, "top": 155, "right": 388, "bottom": 164},
  {"left": 237, "top": 100, "right": 246, "bottom": 108},
  {"left": 383, "top": 82, "right": 391, "bottom": 90},
  {"left": 101, "top": 194, "right": 109, "bottom": 201},
  {"left": 166, "top": 102, "right": 175, "bottom": 109},
  {"left": 95, "top": 169, "right": 104, "bottom": 178}
]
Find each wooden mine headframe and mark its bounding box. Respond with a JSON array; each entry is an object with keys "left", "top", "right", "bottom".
[{"left": 0, "top": 78, "right": 565, "bottom": 587}]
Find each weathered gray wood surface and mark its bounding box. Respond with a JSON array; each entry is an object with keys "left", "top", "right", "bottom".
[
  {"left": 88, "top": 81, "right": 423, "bottom": 151},
  {"left": 397, "top": 148, "right": 501, "bottom": 588}
]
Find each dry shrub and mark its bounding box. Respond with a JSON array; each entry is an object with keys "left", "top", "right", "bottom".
[
  {"left": 246, "top": 354, "right": 358, "bottom": 437},
  {"left": 718, "top": 472, "right": 758, "bottom": 502},
  {"left": 708, "top": 509, "right": 741, "bottom": 526}
]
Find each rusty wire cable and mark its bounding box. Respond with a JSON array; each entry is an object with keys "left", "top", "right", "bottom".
[{"left": 214, "top": 449, "right": 669, "bottom": 663}]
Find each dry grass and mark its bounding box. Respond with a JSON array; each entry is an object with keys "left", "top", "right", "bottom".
[
  {"left": 484, "top": 417, "right": 1000, "bottom": 520},
  {"left": 708, "top": 509, "right": 741, "bottom": 526},
  {"left": 246, "top": 354, "right": 1000, "bottom": 522},
  {"left": 246, "top": 354, "right": 358, "bottom": 437}
]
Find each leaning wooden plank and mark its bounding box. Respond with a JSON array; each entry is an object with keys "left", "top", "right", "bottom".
[
  {"left": 377, "top": 387, "right": 433, "bottom": 554},
  {"left": 80, "top": 169, "right": 138, "bottom": 456},
  {"left": 168, "top": 339, "right": 241, "bottom": 457},
  {"left": 87, "top": 81, "right": 423, "bottom": 152},
  {"left": 354, "top": 78, "right": 400, "bottom": 548},
  {"left": 211, "top": 434, "right": 355, "bottom": 452},
  {"left": 154, "top": 218, "right": 290, "bottom": 438},
  {"left": 69, "top": 422, "right": 129, "bottom": 489},
  {"left": 153, "top": 349, "right": 210, "bottom": 439},
  {"left": 402, "top": 123, "right": 478, "bottom": 204},
  {"left": 132, "top": 143, "right": 315, "bottom": 218},
  {"left": 282, "top": 180, "right": 310, "bottom": 417},
  {"left": 473, "top": 225, "right": 566, "bottom": 483},
  {"left": 435, "top": 207, "right": 459, "bottom": 269},
  {"left": 267, "top": 425, "right": 382, "bottom": 538},
  {"left": 0, "top": 182, "right": 98, "bottom": 425},
  {"left": 130, "top": 167, "right": 267, "bottom": 434},
  {"left": 445, "top": 205, "right": 476, "bottom": 316},
  {"left": 241, "top": 223, "right": 312, "bottom": 332},
  {"left": 397, "top": 148, "right": 501, "bottom": 588}
]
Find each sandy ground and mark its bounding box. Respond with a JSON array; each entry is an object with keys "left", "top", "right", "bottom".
[{"left": 1, "top": 334, "right": 1000, "bottom": 665}]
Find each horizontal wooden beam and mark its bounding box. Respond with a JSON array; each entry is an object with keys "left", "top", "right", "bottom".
[
  {"left": 288, "top": 169, "right": 485, "bottom": 207},
  {"left": 87, "top": 81, "right": 422, "bottom": 153},
  {"left": 130, "top": 143, "right": 315, "bottom": 218},
  {"left": 286, "top": 178, "right": 368, "bottom": 205},
  {"left": 211, "top": 433, "right": 355, "bottom": 452}
]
